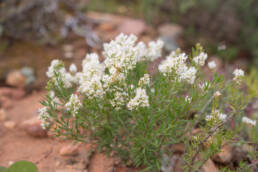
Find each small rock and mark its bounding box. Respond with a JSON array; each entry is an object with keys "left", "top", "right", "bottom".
[
  {"left": 171, "top": 143, "right": 185, "bottom": 154},
  {"left": 4, "top": 121, "right": 16, "bottom": 129},
  {"left": 60, "top": 144, "right": 80, "bottom": 156},
  {"left": 212, "top": 143, "right": 232, "bottom": 164},
  {"left": 0, "top": 108, "right": 7, "bottom": 121},
  {"left": 6, "top": 70, "right": 27, "bottom": 88},
  {"left": 161, "top": 154, "right": 183, "bottom": 172},
  {"left": 64, "top": 52, "right": 74, "bottom": 59},
  {"left": 63, "top": 45, "right": 74, "bottom": 59},
  {"left": 63, "top": 44, "right": 74, "bottom": 52},
  {"left": 158, "top": 24, "right": 181, "bottom": 50},
  {"left": 159, "top": 35, "right": 179, "bottom": 52},
  {"left": 158, "top": 23, "right": 183, "bottom": 52},
  {"left": 89, "top": 153, "right": 114, "bottom": 172},
  {"left": 117, "top": 19, "right": 146, "bottom": 36},
  {"left": 56, "top": 161, "right": 61, "bottom": 167},
  {"left": 0, "top": 96, "right": 13, "bottom": 109},
  {"left": 231, "top": 146, "right": 250, "bottom": 164},
  {"left": 0, "top": 87, "right": 25, "bottom": 99},
  {"left": 158, "top": 23, "right": 183, "bottom": 38},
  {"left": 201, "top": 159, "right": 219, "bottom": 172},
  {"left": 22, "top": 117, "right": 47, "bottom": 138},
  {"left": 21, "top": 67, "right": 35, "bottom": 85}
]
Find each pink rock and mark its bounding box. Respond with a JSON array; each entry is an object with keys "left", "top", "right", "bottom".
[
  {"left": 6, "top": 70, "right": 26, "bottom": 88},
  {"left": 0, "top": 87, "right": 25, "bottom": 99},
  {"left": 59, "top": 144, "right": 80, "bottom": 156},
  {"left": 0, "top": 108, "right": 7, "bottom": 121},
  {"left": 4, "top": 121, "right": 16, "bottom": 129},
  {"left": 201, "top": 159, "right": 219, "bottom": 172},
  {"left": 0, "top": 96, "right": 13, "bottom": 109},
  {"left": 117, "top": 19, "right": 146, "bottom": 36},
  {"left": 158, "top": 23, "right": 183, "bottom": 38},
  {"left": 22, "top": 117, "right": 48, "bottom": 138}
]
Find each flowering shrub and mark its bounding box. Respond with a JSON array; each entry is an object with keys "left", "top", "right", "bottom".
[{"left": 40, "top": 34, "right": 257, "bottom": 171}]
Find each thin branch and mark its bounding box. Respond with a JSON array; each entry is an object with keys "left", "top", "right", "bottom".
[{"left": 35, "top": 141, "right": 56, "bottom": 165}]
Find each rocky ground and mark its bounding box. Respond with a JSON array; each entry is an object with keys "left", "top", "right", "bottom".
[{"left": 0, "top": 12, "right": 257, "bottom": 172}]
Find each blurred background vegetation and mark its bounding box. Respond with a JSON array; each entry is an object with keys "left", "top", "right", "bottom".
[{"left": 88, "top": 0, "right": 258, "bottom": 66}]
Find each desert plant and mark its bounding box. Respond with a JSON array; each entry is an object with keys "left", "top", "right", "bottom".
[{"left": 40, "top": 34, "right": 256, "bottom": 171}]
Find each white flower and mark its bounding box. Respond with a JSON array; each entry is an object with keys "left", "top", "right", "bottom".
[
  {"left": 48, "top": 91, "right": 59, "bottom": 106},
  {"left": 218, "top": 113, "right": 227, "bottom": 121},
  {"left": 147, "top": 40, "right": 164, "bottom": 61},
  {"left": 242, "top": 116, "right": 256, "bottom": 126},
  {"left": 185, "top": 96, "right": 192, "bottom": 103},
  {"left": 214, "top": 91, "right": 221, "bottom": 97},
  {"left": 138, "top": 74, "right": 150, "bottom": 87},
  {"left": 208, "top": 61, "right": 216, "bottom": 69},
  {"left": 206, "top": 110, "right": 227, "bottom": 122},
  {"left": 38, "top": 107, "right": 51, "bottom": 129},
  {"left": 233, "top": 68, "right": 244, "bottom": 83},
  {"left": 103, "top": 33, "right": 138, "bottom": 72},
  {"left": 135, "top": 41, "right": 147, "bottom": 61},
  {"left": 82, "top": 53, "right": 104, "bottom": 77},
  {"left": 159, "top": 51, "right": 196, "bottom": 84},
  {"left": 65, "top": 94, "right": 82, "bottom": 116},
  {"left": 46, "top": 59, "right": 63, "bottom": 78},
  {"left": 46, "top": 59, "right": 75, "bottom": 88},
  {"left": 76, "top": 53, "right": 105, "bottom": 98},
  {"left": 127, "top": 88, "right": 149, "bottom": 110},
  {"left": 193, "top": 52, "right": 208, "bottom": 66},
  {"left": 69, "top": 64, "right": 77, "bottom": 73},
  {"left": 78, "top": 75, "right": 105, "bottom": 99},
  {"left": 205, "top": 115, "right": 213, "bottom": 121},
  {"left": 179, "top": 66, "right": 197, "bottom": 84}
]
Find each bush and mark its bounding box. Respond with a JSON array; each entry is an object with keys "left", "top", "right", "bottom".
[{"left": 40, "top": 34, "right": 256, "bottom": 171}]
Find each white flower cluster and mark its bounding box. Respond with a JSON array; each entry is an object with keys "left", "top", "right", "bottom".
[
  {"left": 77, "top": 53, "right": 105, "bottom": 99},
  {"left": 110, "top": 91, "right": 128, "bottom": 110},
  {"left": 45, "top": 34, "right": 163, "bottom": 111},
  {"left": 138, "top": 74, "right": 150, "bottom": 87},
  {"left": 38, "top": 107, "right": 52, "bottom": 129},
  {"left": 46, "top": 59, "right": 75, "bottom": 88},
  {"left": 158, "top": 51, "right": 197, "bottom": 84},
  {"left": 147, "top": 40, "right": 164, "bottom": 61},
  {"left": 103, "top": 34, "right": 163, "bottom": 74},
  {"left": 233, "top": 68, "right": 244, "bottom": 83},
  {"left": 127, "top": 88, "right": 149, "bottom": 110},
  {"left": 65, "top": 94, "right": 82, "bottom": 116},
  {"left": 193, "top": 52, "right": 208, "bottom": 66},
  {"left": 206, "top": 110, "right": 227, "bottom": 122},
  {"left": 242, "top": 116, "right": 256, "bottom": 126}
]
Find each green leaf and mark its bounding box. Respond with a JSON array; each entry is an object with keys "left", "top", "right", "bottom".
[
  {"left": 0, "top": 166, "right": 7, "bottom": 172},
  {"left": 7, "top": 161, "right": 37, "bottom": 172}
]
